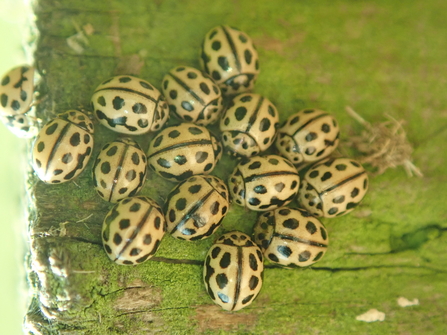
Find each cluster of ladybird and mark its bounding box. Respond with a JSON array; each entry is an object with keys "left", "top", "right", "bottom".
[{"left": 0, "top": 25, "right": 368, "bottom": 312}]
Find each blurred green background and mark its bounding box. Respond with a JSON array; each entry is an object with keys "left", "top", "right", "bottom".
[{"left": 0, "top": 1, "right": 31, "bottom": 334}]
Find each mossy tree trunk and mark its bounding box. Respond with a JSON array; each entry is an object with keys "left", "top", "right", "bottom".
[{"left": 25, "top": 0, "right": 447, "bottom": 334}]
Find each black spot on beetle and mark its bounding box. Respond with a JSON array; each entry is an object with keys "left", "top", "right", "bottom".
[
  {"left": 211, "top": 246, "right": 221, "bottom": 258},
  {"left": 132, "top": 152, "right": 140, "bottom": 165},
  {"left": 320, "top": 227, "right": 327, "bottom": 240},
  {"left": 346, "top": 202, "right": 358, "bottom": 210},
  {"left": 248, "top": 161, "right": 261, "bottom": 169},
  {"left": 249, "top": 253, "right": 258, "bottom": 271},
  {"left": 254, "top": 185, "right": 267, "bottom": 194},
  {"left": 45, "top": 122, "right": 58, "bottom": 135},
  {"left": 248, "top": 276, "right": 259, "bottom": 290},
  {"left": 153, "top": 135, "right": 163, "bottom": 147},
  {"left": 259, "top": 118, "right": 271, "bottom": 132},
  {"left": 244, "top": 49, "right": 253, "bottom": 64},
  {"left": 283, "top": 218, "right": 298, "bottom": 229},
  {"left": 140, "top": 81, "right": 153, "bottom": 89},
  {"left": 351, "top": 188, "right": 359, "bottom": 198},
  {"left": 62, "top": 153, "right": 73, "bottom": 164},
  {"left": 211, "top": 71, "right": 221, "bottom": 81},
  {"left": 275, "top": 183, "right": 285, "bottom": 192},
  {"left": 195, "top": 151, "right": 208, "bottom": 163},
  {"left": 1, "top": 75, "right": 10, "bottom": 86},
  {"left": 248, "top": 197, "right": 260, "bottom": 206},
  {"left": 119, "top": 219, "right": 130, "bottom": 229},
  {"left": 37, "top": 142, "right": 45, "bottom": 152},
  {"left": 154, "top": 217, "right": 161, "bottom": 230},
  {"left": 132, "top": 103, "right": 147, "bottom": 114},
  {"left": 306, "top": 221, "right": 317, "bottom": 234},
  {"left": 157, "top": 158, "right": 171, "bottom": 168},
  {"left": 20, "top": 90, "right": 27, "bottom": 102},
  {"left": 277, "top": 245, "right": 292, "bottom": 258},
  {"left": 200, "top": 82, "right": 210, "bottom": 95},
  {"left": 219, "top": 252, "right": 231, "bottom": 268},
  {"left": 11, "top": 100, "right": 20, "bottom": 111},
  {"left": 101, "top": 162, "right": 111, "bottom": 174},
  {"left": 188, "top": 126, "right": 203, "bottom": 135},
  {"left": 305, "top": 132, "right": 318, "bottom": 142},
  {"left": 210, "top": 201, "right": 220, "bottom": 215},
  {"left": 298, "top": 250, "right": 311, "bottom": 262},
  {"left": 328, "top": 207, "right": 338, "bottom": 215},
  {"left": 216, "top": 273, "right": 228, "bottom": 289},
  {"left": 113, "top": 233, "right": 122, "bottom": 245},
  {"left": 53, "top": 169, "right": 63, "bottom": 175},
  {"left": 188, "top": 184, "right": 202, "bottom": 194},
  {"left": 211, "top": 40, "right": 221, "bottom": 51},
  {"left": 119, "top": 76, "right": 132, "bottom": 83},
  {"left": 112, "top": 96, "right": 125, "bottom": 110},
  {"left": 174, "top": 155, "right": 187, "bottom": 165},
  {"left": 268, "top": 253, "right": 279, "bottom": 262},
  {"left": 143, "top": 234, "right": 152, "bottom": 245},
  {"left": 321, "top": 172, "right": 332, "bottom": 181},
  {"left": 176, "top": 198, "right": 187, "bottom": 211},
  {"left": 70, "top": 132, "right": 81, "bottom": 147},
  {"left": 129, "top": 202, "right": 141, "bottom": 212},
  {"left": 218, "top": 56, "right": 230, "bottom": 71},
  {"left": 235, "top": 106, "right": 247, "bottom": 120},
  {"left": 187, "top": 72, "right": 198, "bottom": 79}
]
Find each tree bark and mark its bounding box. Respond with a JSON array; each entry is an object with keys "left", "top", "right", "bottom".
[{"left": 25, "top": 0, "right": 447, "bottom": 334}]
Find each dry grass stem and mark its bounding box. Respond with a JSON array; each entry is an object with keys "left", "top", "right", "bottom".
[{"left": 345, "top": 106, "right": 423, "bottom": 177}]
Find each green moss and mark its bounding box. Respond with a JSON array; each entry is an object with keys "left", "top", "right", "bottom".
[{"left": 26, "top": 0, "right": 447, "bottom": 334}]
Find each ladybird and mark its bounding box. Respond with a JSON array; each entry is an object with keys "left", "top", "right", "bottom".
[
  {"left": 147, "top": 123, "right": 222, "bottom": 182},
  {"left": 31, "top": 110, "right": 94, "bottom": 184},
  {"left": 92, "top": 138, "right": 147, "bottom": 202},
  {"left": 200, "top": 25, "right": 259, "bottom": 95},
  {"left": 203, "top": 231, "right": 264, "bottom": 311},
  {"left": 164, "top": 175, "right": 229, "bottom": 241},
  {"left": 220, "top": 93, "right": 279, "bottom": 157},
  {"left": 102, "top": 196, "right": 166, "bottom": 265},
  {"left": 297, "top": 157, "right": 369, "bottom": 217},
  {"left": 0, "top": 65, "right": 35, "bottom": 117},
  {"left": 91, "top": 75, "right": 169, "bottom": 135},
  {"left": 275, "top": 109, "right": 340, "bottom": 165},
  {"left": 253, "top": 207, "right": 329, "bottom": 267},
  {"left": 161, "top": 66, "right": 224, "bottom": 125},
  {"left": 228, "top": 155, "right": 300, "bottom": 211},
  {"left": 1, "top": 113, "right": 39, "bottom": 138}
]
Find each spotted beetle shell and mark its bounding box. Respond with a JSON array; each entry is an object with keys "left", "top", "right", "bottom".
[
  {"left": 164, "top": 175, "right": 229, "bottom": 241},
  {"left": 1, "top": 113, "right": 38, "bottom": 138},
  {"left": 200, "top": 25, "right": 259, "bottom": 95},
  {"left": 253, "top": 207, "right": 329, "bottom": 267},
  {"left": 102, "top": 196, "right": 166, "bottom": 265},
  {"left": 228, "top": 155, "right": 300, "bottom": 211},
  {"left": 92, "top": 138, "right": 147, "bottom": 203},
  {"left": 220, "top": 93, "right": 279, "bottom": 157},
  {"left": 162, "top": 66, "right": 224, "bottom": 125},
  {"left": 275, "top": 109, "right": 340, "bottom": 165},
  {"left": 203, "top": 231, "right": 264, "bottom": 311},
  {"left": 31, "top": 110, "right": 94, "bottom": 184},
  {"left": 91, "top": 75, "right": 169, "bottom": 135},
  {"left": 298, "top": 158, "right": 369, "bottom": 217},
  {"left": 147, "top": 123, "right": 223, "bottom": 182},
  {"left": 0, "top": 65, "right": 34, "bottom": 117}
]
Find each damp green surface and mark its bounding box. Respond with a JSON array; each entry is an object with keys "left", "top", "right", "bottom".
[{"left": 26, "top": 0, "right": 447, "bottom": 334}]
